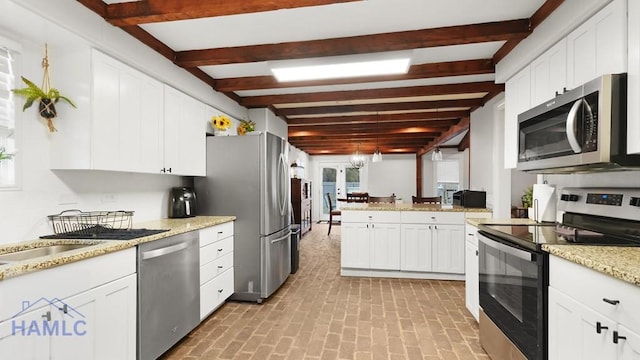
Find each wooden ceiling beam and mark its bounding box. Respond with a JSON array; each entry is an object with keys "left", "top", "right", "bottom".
[
  {"left": 287, "top": 114, "right": 463, "bottom": 126},
  {"left": 289, "top": 132, "right": 440, "bottom": 140},
  {"left": 215, "top": 59, "right": 494, "bottom": 92},
  {"left": 174, "top": 20, "right": 530, "bottom": 67},
  {"left": 240, "top": 81, "right": 503, "bottom": 107},
  {"left": 276, "top": 98, "right": 480, "bottom": 117},
  {"left": 290, "top": 121, "right": 452, "bottom": 132},
  {"left": 417, "top": 116, "right": 471, "bottom": 156},
  {"left": 104, "top": 0, "right": 361, "bottom": 26}
]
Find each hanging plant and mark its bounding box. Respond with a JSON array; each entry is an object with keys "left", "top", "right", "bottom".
[{"left": 11, "top": 44, "right": 76, "bottom": 132}]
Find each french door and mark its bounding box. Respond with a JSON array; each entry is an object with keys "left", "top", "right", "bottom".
[{"left": 318, "top": 163, "right": 365, "bottom": 221}]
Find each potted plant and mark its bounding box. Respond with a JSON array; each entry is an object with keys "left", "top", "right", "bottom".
[
  {"left": 210, "top": 115, "right": 232, "bottom": 136},
  {"left": 12, "top": 76, "right": 76, "bottom": 132},
  {"left": 237, "top": 119, "right": 255, "bottom": 135},
  {"left": 522, "top": 186, "right": 534, "bottom": 219}
]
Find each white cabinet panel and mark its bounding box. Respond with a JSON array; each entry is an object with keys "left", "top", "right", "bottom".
[
  {"left": 567, "top": 0, "right": 627, "bottom": 88},
  {"left": 548, "top": 286, "right": 616, "bottom": 360},
  {"left": 432, "top": 224, "right": 465, "bottom": 274},
  {"left": 341, "top": 222, "right": 371, "bottom": 269},
  {"left": 200, "top": 267, "right": 234, "bottom": 320},
  {"left": 619, "top": 325, "right": 640, "bottom": 360},
  {"left": 0, "top": 306, "right": 50, "bottom": 359},
  {"left": 163, "top": 86, "right": 206, "bottom": 176},
  {"left": 628, "top": 0, "right": 640, "bottom": 154},
  {"left": 504, "top": 66, "right": 530, "bottom": 169},
  {"left": 369, "top": 223, "right": 401, "bottom": 270},
  {"left": 464, "top": 224, "right": 479, "bottom": 321},
  {"left": 400, "top": 224, "right": 432, "bottom": 272},
  {"left": 530, "top": 38, "right": 567, "bottom": 107},
  {"left": 200, "top": 252, "right": 234, "bottom": 286}
]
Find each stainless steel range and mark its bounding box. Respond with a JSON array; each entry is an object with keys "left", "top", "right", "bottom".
[{"left": 477, "top": 187, "right": 640, "bottom": 360}]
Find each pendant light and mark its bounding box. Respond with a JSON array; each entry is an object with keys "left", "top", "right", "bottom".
[
  {"left": 350, "top": 143, "right": 367, "bottom": 169},
  {"left": 431, "top": 146, "right": 443, "bottom": 161},
  {"left": 372, "top": 112, "right": 383, "bottom": 163}
]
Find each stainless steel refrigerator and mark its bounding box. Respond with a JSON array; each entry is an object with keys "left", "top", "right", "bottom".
[{"left": 195, "top": 131, "right": 291, "bottom": 303}]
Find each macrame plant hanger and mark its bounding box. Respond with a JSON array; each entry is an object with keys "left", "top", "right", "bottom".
[{"left": 40, "top": 44, "right": 57, "bottom": 132}]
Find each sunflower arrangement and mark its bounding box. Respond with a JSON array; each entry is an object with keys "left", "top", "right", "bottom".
[
  {"left": 237, "top": 119, "right": 256, "bottom": 135},
  {"left": 211, "top": 115, "right": 232, "bottom": 130}
]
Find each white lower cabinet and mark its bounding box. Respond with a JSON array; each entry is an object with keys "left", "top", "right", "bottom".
[
  {"left": 0, "top": 248, "right": 137, "bottom": 360},
  {"left": 199, "top": 221, "right": 235, "bottom": 320},
  {"left": 341, "top": 210, "right": 472, "bottom": 279},
  {"left": 464, "top": 223, "right": 479, "bottom": 322},
  {"left": 549, "top": 255, "right": 640, "bottom": 360}
]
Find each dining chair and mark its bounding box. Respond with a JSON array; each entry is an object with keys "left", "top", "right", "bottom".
[
  {"left": 326, "top": 192, "right": 341, "bottom": 235},
  {"left": 346, "top": 192, "right": 369, "bottom": 203},
  {"left": 368, "top": 195, "right": 396, "bottom": 204},
  {"left": 412, "top": 196, "right": 441, "bottom": 204}
]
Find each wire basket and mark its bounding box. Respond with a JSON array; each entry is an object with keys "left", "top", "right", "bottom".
[{"left": 48, "top": 209, "right": 134, "bottom": 235}]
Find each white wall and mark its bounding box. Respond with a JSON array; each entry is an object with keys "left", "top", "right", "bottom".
[
  {"left": 0, "top": 1, "right": 249, "bottom": 244},
  {"left": 248, "top": 108, "right": 288, "bottom": 140},
  {"left": 366, "top": 154, "right": 415, "bottom": 202}
]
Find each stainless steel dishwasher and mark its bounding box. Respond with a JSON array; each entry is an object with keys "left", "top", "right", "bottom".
[{"left": 137, "top": 231, "right": 199, "bottom": 360}]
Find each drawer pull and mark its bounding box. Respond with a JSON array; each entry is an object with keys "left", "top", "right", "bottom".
[
  {"left": 602, "top": 298, "right": 620, "bottom": 306},
  {"left": 218, "top": 289, "right": 224, "bottom": 293},
  {"left": 218, "top": 265, "right": 224, "bottom": 269},
  {"left": 218, "top": 248, "right": 224, "bottom": 252},
  {"left": 596, "top": 322, "right": 608, "bottom": 334},
  {"left": 613, "top": 331, "right": 627, "bottom": 344},
  {"left": 218, "top": 231, "right": 223, "bottom": 234}
]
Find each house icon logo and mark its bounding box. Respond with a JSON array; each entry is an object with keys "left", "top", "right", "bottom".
[{"left": 12, "top": 297, "right": 87, "bottom": 337}]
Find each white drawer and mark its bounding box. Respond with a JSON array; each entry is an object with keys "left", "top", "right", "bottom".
[
  {"left": 465, "top": 224, "right": 478, "bottom": 246},
  {"left": 200, "top": 251, "right": 233, "bottom": 285},
  {"left": 342, "top": 211, "right": 401, "bottom": 223},
  {"left": 200, "top": 236, "right": 233, "bottom": 264},
  {"left": 550, "top": 255, "right": 640, "bottom": 330},
  {"left": 401, "top": 211, "right": 464, "bottom": 224},
  {"left": 199, "top": 222, "right": 234, "bottom": 247},
  {"left": 200, "top": 267, "right": 234, "bottom": 320}
]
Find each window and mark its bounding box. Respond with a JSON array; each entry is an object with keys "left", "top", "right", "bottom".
[
  {"left": 436, "top": 160, "right": 460, "bottom": 205},
  {"left": 0, "top": 46, "right": 16, "bottom": 187}
]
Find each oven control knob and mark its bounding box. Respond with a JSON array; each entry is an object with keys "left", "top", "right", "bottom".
[
  {"left": 561, "top": 194, "right": 579, "bottom": 202},
  {"left": 630, "top": 197, "right": 640, "bottom": 207}
]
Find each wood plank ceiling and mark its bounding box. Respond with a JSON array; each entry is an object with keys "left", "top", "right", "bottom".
[{"left": 78, "top": 0, "right": 564, "bottom": 156}]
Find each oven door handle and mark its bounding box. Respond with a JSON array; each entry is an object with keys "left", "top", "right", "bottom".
[
  {"left": 478, "top": 233, "right": 533, "bottom": 262},
  {"left": 566, "top": 99, "right": 584, "bottom": 154}
]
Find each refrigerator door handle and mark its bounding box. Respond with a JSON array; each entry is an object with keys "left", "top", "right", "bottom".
[{"left": 278, "top": 153, "right": 287, "bottom": 216}]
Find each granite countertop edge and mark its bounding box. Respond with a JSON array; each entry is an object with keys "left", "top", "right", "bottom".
[
  {"left": 340, "top": 204, "right": 492, "bottom": 213},
  {"left": 542, "top": 244, "right": 640, "bottom": 287},
  {"left": 0, "top": 216, "right": 235, "bottom": 281}
]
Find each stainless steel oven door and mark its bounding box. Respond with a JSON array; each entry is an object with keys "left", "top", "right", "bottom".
[{"left": 478, "top": 231, "right": 547, "bottom": 360}]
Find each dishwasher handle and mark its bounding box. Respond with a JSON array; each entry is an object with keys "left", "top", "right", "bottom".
[{"left": 142, "top": 241, "right": 190, "bottom": 260}]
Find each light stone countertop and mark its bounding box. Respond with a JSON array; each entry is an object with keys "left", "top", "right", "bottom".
[
  {"left": 543, "top": 244, "right": 640, "bottom": 287},
  {"left": 0, "top": 216, "right": 235, "bottom": 281},
  {"left": 340, "top": 203, "right": 492, "bottom": 213},
  {"left": 466, "top": 217, "right": 537, "bottom": 227}
]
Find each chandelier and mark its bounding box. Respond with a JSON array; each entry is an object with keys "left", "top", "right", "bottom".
[
  {"left": 350, "top": 143, "right": 367, "bottom": 169},
  {"left": 431, "top": 146, "right": 443, "bottom": 161}
]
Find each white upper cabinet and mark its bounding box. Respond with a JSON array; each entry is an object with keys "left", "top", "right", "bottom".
[
  {"left": 504, "top": 66, "right": 530, "bottom": 169},
  {"left": 50, "top": 49, "right": 207, "bottom": 176},
  {"left": 92, "top": 50, "right": 164, "bottom": 173},
  {"left": 566, "top": 0, "right": 627, "bottom": 89},
  {"left": 530, "top": 38, "right": 568, "bottom": 107},
  {"left": 628, "top": 0, "right": 640, "bottom": 154},
  {"left": 163, "top": 86, "right": 206, "bottom": 176}
]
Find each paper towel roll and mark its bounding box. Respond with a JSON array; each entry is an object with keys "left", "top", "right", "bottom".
[{"left": 533, "top": 184, "right": 556, "bottom": 223}]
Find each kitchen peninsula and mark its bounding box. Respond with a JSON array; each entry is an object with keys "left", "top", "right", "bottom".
[{"left": 339, "top": 203, "right": 491, "bottom": 280}]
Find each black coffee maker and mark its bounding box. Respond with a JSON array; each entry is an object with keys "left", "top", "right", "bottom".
[{"left": 169, "top": 187, "right": 197, "bottom": 218}]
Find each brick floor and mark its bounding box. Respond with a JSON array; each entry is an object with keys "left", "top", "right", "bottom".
[{"left": 162, "top": 223, "right": 490, "bottom": 360}]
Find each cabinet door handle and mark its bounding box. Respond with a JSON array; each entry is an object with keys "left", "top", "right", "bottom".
[
  {"left": 613, "top": 331, "right": 627, "bottom": 344},
  {"left": 42, "top": 311, "right": 51, "bottom": 321},
  {"left": 167, "top": 167, "right": 172, "bottom": 173},
  {"left": 475, "top": 250, "right": 479, "bottom": 256},
  {"left": 602, "top": 298, "right": 620, "bottom": 306},
  {"left": 596, "top": 321, "right": 608, "bottom": 334},
  {"left": 428, "top": 225, "right": 432, "bottom": 230},
  {"left": 58, "top": 304, "right": 68, "bottom": 314},
  {"left": 434, "top": 225, "right": 437, "bottom": 230},
  {"left": 372, "top": 224, "right": 375, "bottom": 229}
]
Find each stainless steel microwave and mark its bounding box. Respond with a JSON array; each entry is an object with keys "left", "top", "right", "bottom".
[{"left": 517, "top": 73, "right": 640, "bottom": 173}]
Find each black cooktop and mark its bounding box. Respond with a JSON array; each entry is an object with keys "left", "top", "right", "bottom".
[
  {"left": 479, "top": 222, "right": 640, "bottom": 251},
  {"left": 41, "top": 227, "right": 169, "bottom": 240}
]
